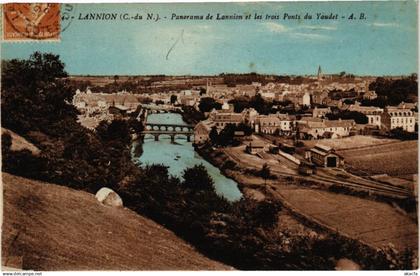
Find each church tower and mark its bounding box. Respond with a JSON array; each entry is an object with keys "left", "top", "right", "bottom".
[{"left": 317, "top": 65, "right": 323, "bottom": 81}]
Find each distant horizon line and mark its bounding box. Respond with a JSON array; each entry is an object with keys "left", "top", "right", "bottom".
[{"left": 67, "top": 72, "right": 417, "bottom": 78}]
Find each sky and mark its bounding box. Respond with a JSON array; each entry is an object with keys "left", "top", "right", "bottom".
[{"left": 1, "top": 1, "right": 418, "bottom": 76}]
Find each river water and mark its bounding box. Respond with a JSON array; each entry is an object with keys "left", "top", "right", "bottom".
[{"left": 133, "top": 113, "right": 242, "bottom": 202}]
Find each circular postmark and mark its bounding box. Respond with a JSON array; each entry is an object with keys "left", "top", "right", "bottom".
[
  {"left": 4, "top": 3, "right": 65, "bottom": 40},
  {"left": 61, "top": 3, "right": 76, "bottom": 33}
]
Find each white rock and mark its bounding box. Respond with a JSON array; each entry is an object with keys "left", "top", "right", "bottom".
[
  {"left": 95, "top": 187, "right": 123, "bottom": 208},
  {"left": 335, "top": 258, "right": 361, "bottom": 270}
]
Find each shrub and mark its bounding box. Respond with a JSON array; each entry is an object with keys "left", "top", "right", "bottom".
[{"left": 221, "top": 160, "right": 237, "bottom": 171}]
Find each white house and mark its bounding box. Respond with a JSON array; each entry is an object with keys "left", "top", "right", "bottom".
[{"left": 381, "top": 107, "right": 416, "bottom": 132}]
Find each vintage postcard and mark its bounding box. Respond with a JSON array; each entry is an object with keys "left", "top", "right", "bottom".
[{"left": 1, "top": 1, "right": 418, "bottom": 272}]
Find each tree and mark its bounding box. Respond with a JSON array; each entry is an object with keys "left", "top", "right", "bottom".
[
  {"left": 369, "top": 77, "right": 418, "bottom": 106},
  {"left": 217, "top": 124, "right": 236, "bottom": 147},
  {"left": 236, "top": 123, "right": 253, "bottom": 136},
  {"left": 96, "top": 119, "right": 131, "bottom": 145},
  {"left": 343, "top": 99, "right": 355, "bottom": 105},
  {"left": 326, "top": 111, "right": 368, "bottom": 124},
  {"left": 198, "top": 97, "right": 222, "bottom": 113},
  {"left": 199, "top": 87, "right": 206, "bottom": 96},
  {"left": 170, "top": 94, "right": 178, "bottom": 104},
  {"left": 251, "top": 94, "right": 272, "bottom": 115},
  {"left": 209, "top": 126, "right": 219, "bottom": 145},
  {"left": 390, "top": 127, "right": 418, "bottom": 140},
  {"left": 253, "top": 200, "right": 281, "bottom": 228},
  {"left": 260, "top": 163, "right": 271, "bottom": 186},
  {"left": 182, "top": 164, "right": 215, "bottom": 191},
  {"left": 2, "top": 52, "right": 78, "bottom": 136}
]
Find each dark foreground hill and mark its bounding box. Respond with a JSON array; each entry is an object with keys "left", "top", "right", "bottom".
[{"left": 1, "top": 172, "right": 231, "bottom": 270}]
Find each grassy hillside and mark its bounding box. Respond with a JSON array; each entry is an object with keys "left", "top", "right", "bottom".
[{"left": 1, "top": 172, "right": 231, "bottom": 270}]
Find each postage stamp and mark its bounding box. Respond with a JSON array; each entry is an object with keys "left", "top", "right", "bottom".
[{"left": 3, "top": 3, "right": 61, "bottom": 41}]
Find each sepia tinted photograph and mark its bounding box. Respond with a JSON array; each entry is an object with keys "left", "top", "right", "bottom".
[{"left": 1, "top": 1, "right": 418, "bottom": 272}]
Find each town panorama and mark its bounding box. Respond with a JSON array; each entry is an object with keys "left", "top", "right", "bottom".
[{"left": 1, "top": 1, "right": 418, "bottom": 273}]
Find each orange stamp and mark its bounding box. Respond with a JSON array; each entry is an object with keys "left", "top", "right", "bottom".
[{"left": 3, "top": 3, "right": 61, "bottom": 41}]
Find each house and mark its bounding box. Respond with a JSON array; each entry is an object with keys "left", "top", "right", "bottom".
[
  {"left": 253, "top": 113, "right": 296, "bottom": 135},
  {"left": 235, "top": 85, "right": 257, "bottom": 97},
  {"left": 312, "top": 90, "right": 329, "bottom": 105},
  {"left": 277, "top": 113, "right": 295, "bottom": 134},
  {"left": 380, "top": 107, "right": 416, "bottom": 132},
  {"left": 298, "top": 118, "right": 355, "bottom": 139},
  {"left": 121, "top": 94, "right": 140, "bottom": 109},
  {"left": 246, "top": 141, "right": 266, "bottom": 155},
  {"left": 242, "top": 108, "right": 259, "bottom": 129},
  {"left": 312, "top": 107, "right": 331, "bottom": 118},
  {"left": 194, "top": 120, "right": 215, "bottom": 145},
  {"left": 306, "top": 144, "right": 344, "bottom": 168},
  {"left": 208, "top": 109, "right": 244, "bottom": 129},
  {"left": 302, "top": 92, "right": 311, "bottom": 106},
  {"left": 260, "top": 91, "right": 275, "bottom": 101},
  {"left": 283, "top": 91, "right": 311, "bottom": 107},
  {"left": 363, "top": 90, "right": 377, "bottom": 100},
  {"left": 255, "top": 115, "right": 281, "bottom": 134},
  {"left": 179, "top": 95, "right": 197, "bottom": 106},
  {"left": 347, "top": 103, "right": 383, "bottom": 127},
  {"left": 398, "top": 101, "right": 417, "bottom": 110}
]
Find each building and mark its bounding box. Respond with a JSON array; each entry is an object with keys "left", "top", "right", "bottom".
[
  {"left": 312, "top": 90, "right": 329, "bottom": 105},
  {"left": 398, "top": 101, "right": 417, "bottom": 110},
  {"left": 260, "top": 91, "right": 275, "bottom": 101},
  {"left": 363, "top": 90, "right": 377, "bottom": 100},
  {"left": 194, "top": 120, "right": 215, "bottom": 145},
  {"left": 283, "top": 91, "right": 311, "bottom": 107},
  {"left": 302, "top": 92, "right": 311, "bottom": 106},
  {"left": 298, "top": 118, "right": 355, "bottom": 139},
  {"left": 277, "top": 113, "right": 295, "bottom": 134},
  {"left": 347, "top": 103, "right": 383, "bottom": 127},
  {"left": 242, "top": 108, "right": 259, "bottom": 129},
  {"left": 255, "top": 115, "right": 281, "bottom": 134},
  {"left": 246, "top": 141, "right": 266, "bottom": 155},
  {"left": 380, "top": 107, "right": 416, "bottom": 132},
  {"left": 312, "top": 107, "right": 331, "bottom": 118},
  {"left": 179, "top": 95, "right": 198, "bottom": 106},
  {"left": 208, "top": 109, "right": 244, "bottom": 129},
  {"left": 307, "top": 144, "right": 344, "bottom": 168}
]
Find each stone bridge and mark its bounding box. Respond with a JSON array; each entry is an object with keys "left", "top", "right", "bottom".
[{"left": 141, "top": 123, "right": 194, "bottom": 142}]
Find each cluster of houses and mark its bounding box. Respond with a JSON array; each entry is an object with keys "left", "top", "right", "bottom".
[
  {"left": 73, "top": 89, "right": 140, "bottom": 114},
  {"left": 347, "top": 101, "right": 417, "bottom": 132},
  {"left": 72, "top": 73, "right": 417, "bottom": 141},
  {"left": 194, "top": 100, "right": 417, "bottom": 145}
]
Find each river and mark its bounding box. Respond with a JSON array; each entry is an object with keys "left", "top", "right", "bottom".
[{"left": 132, "top": 113, "right": 242, "bottom": 202}]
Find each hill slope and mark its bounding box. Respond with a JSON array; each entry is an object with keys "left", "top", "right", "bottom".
[{"left": 1, "top": 173, "right": 231, "bottom": 270}]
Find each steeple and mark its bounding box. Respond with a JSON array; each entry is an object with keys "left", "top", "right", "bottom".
[{"left": 317, "top": 65, "right": 323, "bottom": 81}]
